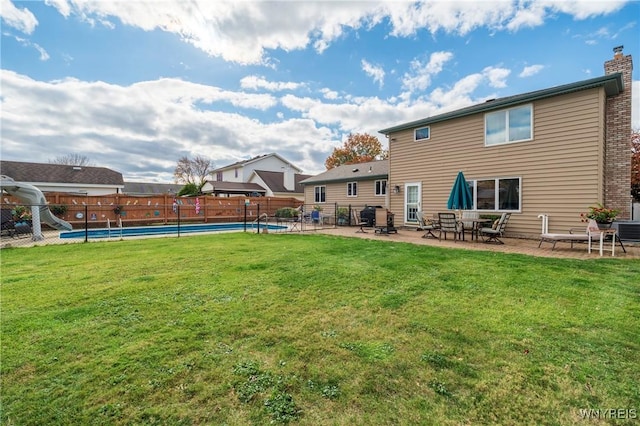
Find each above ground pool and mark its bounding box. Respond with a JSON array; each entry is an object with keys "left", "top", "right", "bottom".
[{"left": 59, "top": 222, "right": 287, "bottom": 239}]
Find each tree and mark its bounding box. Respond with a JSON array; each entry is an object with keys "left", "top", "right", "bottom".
[
  {"left": 324, "top": 133, "right": 388, "bottom": 169},
  {"left": 632, "top": 129, "right": 640, "bottom": 202},
  {"left": 173, "top": 155, "right": 214, "bottom": 189},
  {"left": 49, "top": 154, "right": 93, "bottom": 166},
  {"left": 177, "top": 183, "right": 200, "bottom": 197}
]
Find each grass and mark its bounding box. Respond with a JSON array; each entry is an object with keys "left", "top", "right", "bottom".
[{"left": 1, "top": 233, "right": 639, "bottom": 425}]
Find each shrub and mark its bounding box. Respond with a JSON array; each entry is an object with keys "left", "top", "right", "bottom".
[
  {"left": 50, "top": 204, "right": 68, "bottom": 216},
  {"left": 275, "top": 207, "right": 299, "bottom": 218}
]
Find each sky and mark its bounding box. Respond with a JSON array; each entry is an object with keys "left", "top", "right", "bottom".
[{"left": 1, "top": 0, "right": 639, "bottom": 183}]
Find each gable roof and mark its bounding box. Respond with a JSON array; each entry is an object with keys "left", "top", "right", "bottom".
[
  {"left": 211, "top": 153, "right": 303, "bottom": 173},
  {"left": 0, "top": 160, "right": 124, "bottom": 185},
  {"left": 123, "top": 182, "right": 183, "bottom": 195},
  {"left": 379, "top": 73, "right": 624, "bottom": 135},
  {"left": 253, "top": 170, "right": 312, "bottom": 193},
  {"left": 203, "top": 181, "right": 266, "bottom": 194},
  {"left": 300, "top": 160, "right": 388, "bottom": 185}
]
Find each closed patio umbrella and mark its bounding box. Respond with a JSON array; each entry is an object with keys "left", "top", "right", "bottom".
[{"left": 447, "top": 171, "right": 473, "bottom": 219}]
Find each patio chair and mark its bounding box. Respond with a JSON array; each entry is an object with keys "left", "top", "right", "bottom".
[
  {"left": 480, "top": 213, "right": 511, "bottom": 244},
  {"left": 374, "top": 208, "right": 397, "bottom": 234},
  {"left": 538, "top": 219, "right": 626, "bottom": 253},
  {"left": 437, "top": 212, "right": 464, "bottom": 241},
  {"left": 418, "top": 212, "right": 440, "bottom": 239},
  {"left": 1, "top": 209, "right": 16, "bottom": 238},
  {"left": 352, "top": 209, "right": 367, "bottom": 233},
  {"left": 460, "top": 211, "right": 479, "bottom": 232}
]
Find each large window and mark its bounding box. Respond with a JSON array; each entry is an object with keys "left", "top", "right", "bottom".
[
  {"left": 314, "top": 186, "right": 326, "bottom": 203},
  {"left": 415, "top": 126, "right": 430, "bottom": 141},
  {"left": 375, "top": 180, "right": 387, "bottom": 196},
  {"left": 474, "top": 177, "right": 521, "bottom": 211},
  {"left": 347, "top": 182, "right": 357, "bottom": 197},
  {"left": 485, "top": 105, "right": 532, "bottom": 146}
]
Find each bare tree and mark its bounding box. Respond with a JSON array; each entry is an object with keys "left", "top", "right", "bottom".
[
  {"left": 49, "top": 154, "right": 94, "bottom": 166},
  {"left": 174, "top": 155, "right": 214, "bottom": 188}
]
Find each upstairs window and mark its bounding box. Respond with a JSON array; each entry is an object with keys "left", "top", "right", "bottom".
[
  {"left": 415, "top": 126, "right": 430, "bottom": 141},
  {"left": 485, "top": 105, "right": 532, "bottom": 146},
  {"left": 347, "top": 182, "right": 357, "bottom": 197}
]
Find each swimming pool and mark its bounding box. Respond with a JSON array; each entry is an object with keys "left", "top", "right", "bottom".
[{"left": 59, "top": 222, "right": 288, "bottom": 239}]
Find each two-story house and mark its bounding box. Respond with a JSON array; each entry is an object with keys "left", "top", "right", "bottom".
[
  {"left": 379, "top": 47, "right": 633, "bottom": 239},
  {"left": 203, "top": 153, "right": 309, "bottom": 198}
]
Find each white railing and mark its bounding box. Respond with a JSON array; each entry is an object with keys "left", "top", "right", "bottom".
[{"left": 537, "top": 214, "right": 549, "bottom": 234}]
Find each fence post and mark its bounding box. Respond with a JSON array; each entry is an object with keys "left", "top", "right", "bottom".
[
  {"left": 84, "top": 205, "right": 88, "bottom": 243},
  {"left": 177, "top": 205, "right": 181, "bottom": 237}
]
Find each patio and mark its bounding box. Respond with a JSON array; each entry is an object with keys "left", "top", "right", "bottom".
[{"left": 316, "top": 226, "right": 640, "bottom": 260}]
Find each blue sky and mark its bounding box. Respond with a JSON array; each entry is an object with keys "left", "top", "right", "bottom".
[{"left": 1, "top": 0, "right": 639, "bottom": 182}]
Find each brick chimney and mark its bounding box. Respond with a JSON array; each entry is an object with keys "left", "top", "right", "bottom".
[{"left": 604, "top": 45, "right": 633, "bottom": 219}]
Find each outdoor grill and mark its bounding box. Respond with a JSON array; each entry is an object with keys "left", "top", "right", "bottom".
[{"left": 359, "top": 206, "right": 382, "bottom": 227}]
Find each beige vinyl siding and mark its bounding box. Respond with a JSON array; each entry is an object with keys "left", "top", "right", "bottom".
[
  {"left": 388, "top": 87, "right": 606, "bottom": 237},
  {"left": 304, "top": 179, "right": 388, "bottom": 209}
]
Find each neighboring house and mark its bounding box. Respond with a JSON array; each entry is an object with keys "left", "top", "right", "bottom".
[
  {"left": 378, "top": 47, "right": 633, "bottom": 238},
  {"left": 204, "top": 153, "right": 306, "bottom": 197},
  {"left": 210, "top": 153, "right": 303, "bottom": 183},
  {"left": 248, "top": 170, "right": 311, "bottom": 199},
  {"left": 123, "top": 182, "right": 183, "bottom": 196},
  {"left": 300, "top": 160, "right": 389, "bottom": 208},
  {"left": 201, "top": 181, "right": 267, "bottom": 197},
  {"left": 0, "top": 160, "right": 124, "bottom": 196}
]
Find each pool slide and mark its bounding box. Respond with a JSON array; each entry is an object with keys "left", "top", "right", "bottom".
[{"left": 1, "top": 175, "right": 72, "bottom": 240}]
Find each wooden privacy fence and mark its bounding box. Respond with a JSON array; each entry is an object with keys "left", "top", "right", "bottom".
[{"left": 1, "top": 193, "right": 302, "bottom": 228}]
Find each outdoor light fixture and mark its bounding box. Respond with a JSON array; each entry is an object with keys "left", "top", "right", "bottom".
[{"left": 394, "top": 185, "right": 401, "bottom": 194}]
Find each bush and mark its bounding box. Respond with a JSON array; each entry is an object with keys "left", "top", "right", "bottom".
[
  {"left": 50, "top": 204, "right": 68, "bottom": 216},
  {"left": 177, "top": 183, "right": 199, "bottom": 196},
  {"left": 274, "top": 207, "right": 299, "bottom": 218}
]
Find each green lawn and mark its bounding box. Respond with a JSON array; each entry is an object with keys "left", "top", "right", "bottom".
[{"left": 1, "top": 233, "right": 638, "bottom": 425}]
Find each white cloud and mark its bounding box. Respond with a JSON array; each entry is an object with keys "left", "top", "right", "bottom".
[
  {"left": 321, "top": 88, "right": 339, "bottom": 100},
  {"left": 8, "top": 34, "right": 50, "bottom": 61},
  {"left": 519, "top": 64, "right": 545, "bottom": 78},
  {"left": 402, "top": 51, "right": 454, "bottom": 92},
  {"left": 240, "top": 76, "right": 304, "bottom": 92},
  {"left": 39, "top": 0, "right": 628, "bottom": 65},
  {"left": 0, "top": 70, "right": 333, "bottom": 178},
  {"left": 483, "top": 66, "right": 511, "bottom": 88},
  {"left": 361, "top": 59, "right": 385, "bottom": 88},
  {"left": 0, "top": 0, "right": 38, "bottom": 34}
]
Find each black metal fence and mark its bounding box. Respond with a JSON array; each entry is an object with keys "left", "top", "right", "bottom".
[{"left": 0, "top": 202, "right": 346, "bottom": 248}]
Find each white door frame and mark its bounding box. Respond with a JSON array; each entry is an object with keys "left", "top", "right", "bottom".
[{"left": 404, "top": 182, "right": 422, "bottom": 225}]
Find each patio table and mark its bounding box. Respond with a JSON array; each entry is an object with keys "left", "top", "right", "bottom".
[{"left": 467, "top": 219, "right": 493, "bottom": 241}]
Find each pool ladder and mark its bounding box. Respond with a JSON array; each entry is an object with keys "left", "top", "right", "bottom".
[
  {"left": 107, "top": 217, "right": 123, "bottom": 239},
  {"left": 252, "top": 213, "right": 270, "bottom": 233}
]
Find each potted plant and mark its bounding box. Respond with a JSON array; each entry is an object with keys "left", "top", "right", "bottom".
[
  {"left": 12, "top": 205, "right": 32, "bottom": 226},
  {"left": 581, "top": 203, "right": 619, "bottom": 228},
  {"left": 337, "top": 207, "right": 349, "bottom": 225}
]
